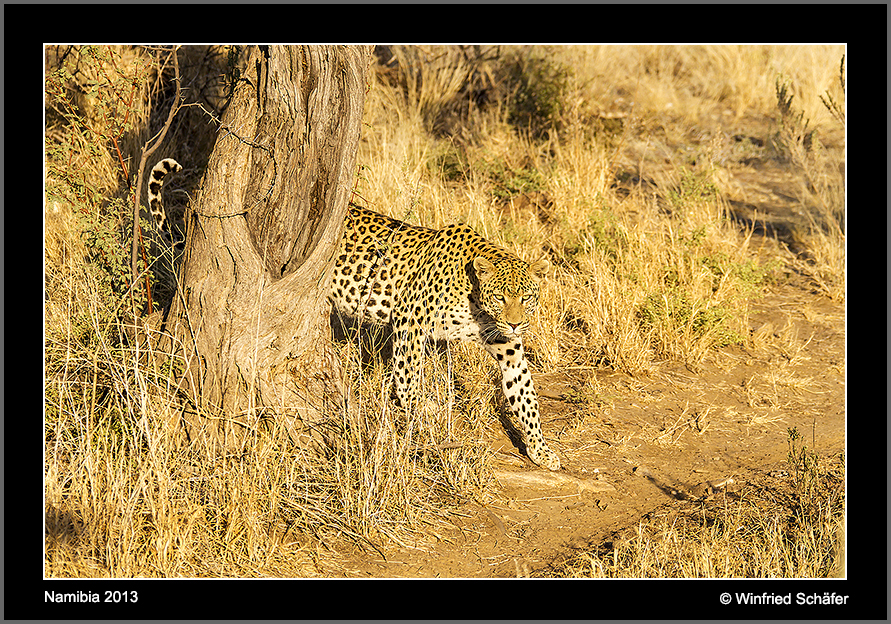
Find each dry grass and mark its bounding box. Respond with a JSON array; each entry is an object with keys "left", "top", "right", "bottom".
[{"left": 45, "top": 45, "right": 844, "bottom": 578}]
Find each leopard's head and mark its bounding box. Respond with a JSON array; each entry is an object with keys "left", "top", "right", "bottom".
[{"left": 473, "top": 255, "right": 549, "bottom": 337}]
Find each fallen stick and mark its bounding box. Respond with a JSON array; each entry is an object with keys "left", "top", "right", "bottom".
[{"left": 493, "top": 469, "right": 615, "bottom": 493}]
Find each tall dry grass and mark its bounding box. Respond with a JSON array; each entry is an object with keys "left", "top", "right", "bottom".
[
  {"left": 45, "top": 45, "right": 845, "bottom": 577},
  {"left": 358, "top": 45, "right": 845, "bottom": 373},
  {"left": 44, "top": 243, "right": 489, "bottom": 576}
]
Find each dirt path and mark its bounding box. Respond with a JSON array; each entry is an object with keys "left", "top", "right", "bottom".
[{"left": 335, "top": 274, "right": 844, "bottom": 577}]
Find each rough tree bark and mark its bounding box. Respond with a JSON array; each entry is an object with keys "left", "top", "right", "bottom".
[{"left": 165, "top": 45, "right": 371, "bottom": 445}]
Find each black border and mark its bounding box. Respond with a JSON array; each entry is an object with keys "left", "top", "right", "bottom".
[{"left": 14, "top": 3, "right": 888, "bottom": 621}]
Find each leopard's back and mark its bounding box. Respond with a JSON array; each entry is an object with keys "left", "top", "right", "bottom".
[{"left": 330, "top": 205, "right": 461, "bottom": 325}]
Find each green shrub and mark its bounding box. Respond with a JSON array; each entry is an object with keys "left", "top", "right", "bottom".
[{"left": 503, "top": 53, "right": 570, "bottom": 138}]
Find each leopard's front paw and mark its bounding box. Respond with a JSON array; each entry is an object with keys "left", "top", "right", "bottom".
[{"left": 530, "top": 445, "right": 562, "bottom": 471}]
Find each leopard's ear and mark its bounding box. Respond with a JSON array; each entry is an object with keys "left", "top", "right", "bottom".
[
  {"left": 528, "top": 257, "right": 550, "bottom": 281},
  {"left": 473, "top": 256, "right": 497, "bottom": 281}
]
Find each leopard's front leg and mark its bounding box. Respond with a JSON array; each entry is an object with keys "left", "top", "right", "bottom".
[
  {"left": 483, "top": 337, "right": 561, "bottom": 471},
  {"left": 390, "top": 312, "right": 427, "bottom": 410}
]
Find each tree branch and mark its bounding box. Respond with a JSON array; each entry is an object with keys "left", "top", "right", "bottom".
[{"left": 130, "top": 46, "right": 181, "bottom": 313}]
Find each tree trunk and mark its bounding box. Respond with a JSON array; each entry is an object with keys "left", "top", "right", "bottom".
[{"left": 165, "top": 45, "right": 371, "bottom": 446}]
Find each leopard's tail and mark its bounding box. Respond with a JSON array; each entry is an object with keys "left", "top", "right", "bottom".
[{"left": 147, "top": 158, "right": 182, "bottom": 237}]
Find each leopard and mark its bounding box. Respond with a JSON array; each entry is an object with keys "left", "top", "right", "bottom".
[
  {"left": 330, "top": 205, "right": 562, "bottom": 471},
  {"left": 146, "top": 159, "right": 561, "bottom": 470}
]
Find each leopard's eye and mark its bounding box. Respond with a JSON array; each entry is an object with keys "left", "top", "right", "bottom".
[{"left": 492, "top": 294, "right": 505, "bottom": 303}]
